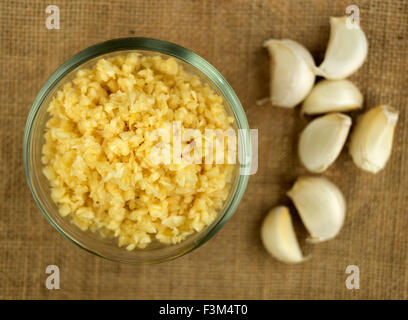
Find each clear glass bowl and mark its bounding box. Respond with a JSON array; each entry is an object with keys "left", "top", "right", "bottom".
[{"left": 23, "top": 38, "right": 250, "bottom": 264}]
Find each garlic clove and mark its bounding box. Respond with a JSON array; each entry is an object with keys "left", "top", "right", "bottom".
[
  {"left": 349, "top": 105, "right": 398, "bottom": 173},
  {"left": 260, "top": 206, "right": 305, "bottom": 264},
  {"left": 315, "top": 16, "right": 368, "bottom": 80},
  {"left": 299, "top": 113, "right": 352, "bottom": 173},
  {"left": 264, "top": 39, "right": 316, "bottom": 108},
  {"left": 301, "top": 79, "right": 363, "bottom": 115},
  {"left": 287, "top": 176, "right": 346, "bottom": 243}
]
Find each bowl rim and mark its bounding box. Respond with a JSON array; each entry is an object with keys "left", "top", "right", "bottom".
[{"left": 23, "top": 37, "right": 251, "bottom": 264}]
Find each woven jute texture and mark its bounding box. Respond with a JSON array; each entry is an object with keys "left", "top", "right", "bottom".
[{"left": 1, "top": 0, "right": 407, "bottom": 299}]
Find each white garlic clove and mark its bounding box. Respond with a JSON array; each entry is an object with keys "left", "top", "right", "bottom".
[
  {"left": 260, "top": 206, "right": 305, "bottom": 264},
  {"left": 264, "top": 39, "right": 316, "bottom": 108},
  {"left": 349, "top": 105, "right": 398, "bottom": 173},
  {"left": 287, "top": 176, "right": 346, "bottom": 243},
  {"left": 299, "top": 113, "right": 352, "bottom": 173},
  {"left": 301, "top": 79, "right": 363, "bottom": 115},
  {"left": 315, "top": 16, "right": 368, "bottom": 80}
]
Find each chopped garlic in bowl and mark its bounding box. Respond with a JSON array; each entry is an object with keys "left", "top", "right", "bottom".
[
  {"left": 24, "top": 38, "right": 250, "bottom": 263},
  {"left": 42, "top": 54, "right": 236, "bottom": 250}
]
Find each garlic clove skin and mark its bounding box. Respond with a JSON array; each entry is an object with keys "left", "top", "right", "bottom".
[
  {"left": 301, "top": 79, "right": 363, "bottom": 115},
  {"left": 287, "top": 176, "right": 346, "bottom": 243},
  {"left": 260, "top": 206, "right": 305, "bottom": 264},
  {"left": 349, "top": 105, "right": 398, "bottom": 173},
  {"left": 315, "top": 16, "right": 368, "bottom": 80},
  {"left": 299, "top": 113, "right": 352, "bottom": 173},
  {"left": 264, "top": 39, "right": 316, "bottom": 108}
]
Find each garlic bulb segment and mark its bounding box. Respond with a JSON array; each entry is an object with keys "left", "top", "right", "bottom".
[
  {"left": 301, "top": 79, "right": 363, "bottom": 115},
  {"left": 260, "top": 206, "right": 305, "bottom": 264},
  {"left": 349, "top": 105, "right": 398, "bottom": 173},
  {"left": 287, "top": 176, "right": 346, "bottom": 243},
  {"left": 264, "top": 39, "right": 316, "bottom": 108},
  {"left": 298, "top": 113, "right": 352, "bottom": 173},
  {"left": 315, "top": 16, "right": 368, "bottom": 80}
]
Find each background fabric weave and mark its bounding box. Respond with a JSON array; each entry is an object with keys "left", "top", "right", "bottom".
[{"left": 0, "top": 0, "right": 407, "bottom": 299}]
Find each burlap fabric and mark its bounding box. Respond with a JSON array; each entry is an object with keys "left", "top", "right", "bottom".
[{"left": 1, "top": 0, "right": 407, "bottom": 299}]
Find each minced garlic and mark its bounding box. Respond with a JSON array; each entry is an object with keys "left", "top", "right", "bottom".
[{"left": 42, "top": 53, "right": 235, "bottom": 250}]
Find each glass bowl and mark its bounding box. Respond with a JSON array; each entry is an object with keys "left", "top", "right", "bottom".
[{"left": 23, "top": 38, "right": 250, "bottom": 264}]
